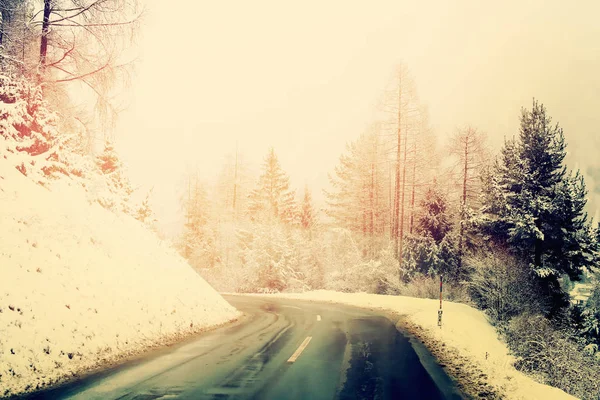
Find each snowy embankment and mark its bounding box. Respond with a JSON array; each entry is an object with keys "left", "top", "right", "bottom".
[
  {"left": 0, "top": 158, "right": 239, "bottom": 397},
  {"left": 271, "top": 291, "right": 576, "bottom": 400}
]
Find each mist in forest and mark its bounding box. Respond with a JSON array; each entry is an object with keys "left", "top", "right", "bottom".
[
  {"left": 2, "top": 1, "right": 600, "bottom": 398},
  {"left": 115, "top": 0, "right": 600, "bottom": 234}
]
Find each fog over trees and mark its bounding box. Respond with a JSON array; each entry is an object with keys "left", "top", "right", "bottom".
[{"left": 2, "top": 3, "right": 600, "bottom": 397}]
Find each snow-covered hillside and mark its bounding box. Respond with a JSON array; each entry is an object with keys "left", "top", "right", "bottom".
[
  {"left": 270, "top": 291, "right": 577, "bottom": 400},
  {"left": 0, "top": 157, "right": 239, "bottom": 397}
]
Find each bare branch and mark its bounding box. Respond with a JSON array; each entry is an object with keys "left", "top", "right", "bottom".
[
  {"left": 47, "top": 43, "right": 76, "bottom": 67},
  {"left": 48, "top": 58, "right": 112, "bottom": 83}
]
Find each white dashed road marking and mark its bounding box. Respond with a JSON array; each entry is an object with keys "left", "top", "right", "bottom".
[
  {"left": 287, "top": 336, "right": 312, "bottom": 363},
  {"left": 281, "top": 305, "right": 302, "bottom": 310}
]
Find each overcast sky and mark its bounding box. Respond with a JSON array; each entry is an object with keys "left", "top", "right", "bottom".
[{"left": 116, "top": 0, "right": 600, "bottom": 233}]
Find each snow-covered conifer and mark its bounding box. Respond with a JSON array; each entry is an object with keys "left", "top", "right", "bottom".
[
  {"left": 479, "top": 100, "right": 598, "bottom": 315},
  {"left": 248, "top": 148, "right": 297, "bottom": 225}
]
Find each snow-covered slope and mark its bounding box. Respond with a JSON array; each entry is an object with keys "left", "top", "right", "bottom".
[
  {"left": 270, "top": 291, "right": 576, "bottom": 400},
  {"left": 0, "top": 158, "right": 239, "bottom": 397}
]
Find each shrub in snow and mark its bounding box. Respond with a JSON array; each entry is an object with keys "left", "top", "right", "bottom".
[
  {"left": 505, "top": 313, "right": 600, "bottom": 399},
  {"left": 467, "top": 251, "right": 548, "bottom": 323},
  {"left": 572, "top": 282, "right": 600, "bottom": 347},
  {"left": 383, "top": 275, "right": 469, "bottom": 302}
]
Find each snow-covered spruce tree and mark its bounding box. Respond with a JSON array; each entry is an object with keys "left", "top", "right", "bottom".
[
  {"left": 135, "top": 188, "right": 157, "bottom": 230},
  {"left": 233, "top": 149, "right": 317, "bottom": 292},
  {"left": 0, "top": 75, "right": 142, "bottom": 218},
  {"left": 402, "top": 183, "right": 460, "bottom": 282},
  {"left": 299, "top": 184, "right": 317, "bottom": 235},
  {"left": 94, "top": 140, "right": 134, "bottom": 214},
  {"left": 479, "top": 100, "right": 598, "bottom": 316},
  {"left": 415, "top": 183, "right": 452, "bottom": 244},
  {"left": 180, "top": 175, "right": 217, "bottom": 269},
  {"left": 248, "top": 147, "right": 297, "bottom": 225},
  {"left": 570, "top": 277, "right": 600, "bottom": 349},
  {"left": 1, "top": 75, "right": 71, "bottom": 182}
]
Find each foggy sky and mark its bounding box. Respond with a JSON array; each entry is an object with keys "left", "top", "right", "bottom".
[{"left": 116, "top": 0, "right": 600, "bottom": 234}]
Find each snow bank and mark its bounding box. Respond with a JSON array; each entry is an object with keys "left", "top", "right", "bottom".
[
  {"left": 272, "top": 291, "right": 576, "bottom": 400},
  {"left": 0, "top": 158, "right": 239, "bottom": 397}
]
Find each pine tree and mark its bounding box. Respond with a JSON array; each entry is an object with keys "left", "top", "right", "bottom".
[
  {"left": 135, "top": 188, "right": 157, "bottom": 229},
  {"left": 579, "top": 283, "right": 600, "bottom": 345},
  {"left": 300, "top": 185, "right": 316, "bottom": 233},
  {"left": 480, "top": 100, "right": 597, "bottom": 315},
  {"left": 416, "top": 183, "right": 452, "bottom": 244},
  {"left": 181, "top": 175, "right": 216, "bottom": 268},
  {"left": 248, "top": 148, "right": 297, "bottom": 225},
  {"left": 402, "top": 183, "right": 460, "bottom": 282},
  {"left": 95, "top": 141, "right": 133, "bottom": 214},
  {"left": 97, "top": 142, "right": 121, "bottom": 174}
]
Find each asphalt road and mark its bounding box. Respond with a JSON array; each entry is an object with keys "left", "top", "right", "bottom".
[{"left": 26, "top": 295, "right": 464, "bottom": 400}]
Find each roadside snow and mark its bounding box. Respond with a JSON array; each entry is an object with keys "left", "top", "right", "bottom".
[
  {"left": 272, "top": 291, "right": 576, "bottom": 400},
  {"left": 0, "top": 158, "right": 239, "bottom": 397}
]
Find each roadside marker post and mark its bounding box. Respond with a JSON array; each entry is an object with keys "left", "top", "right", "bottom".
[{"left": 437, "top": 275, "right": 443, "bottom": 328}]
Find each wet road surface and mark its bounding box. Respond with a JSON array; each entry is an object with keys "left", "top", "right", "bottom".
[{"left": 24, "top": 295, "right": 463, "bottom": 399}]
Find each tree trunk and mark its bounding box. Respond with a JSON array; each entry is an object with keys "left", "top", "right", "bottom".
[
  {"left": 232, "top": 145, "right": 238, "bottom": 218},
  {"left": 39, "top": 0, "right": 52, "bottom": 73},
  {"left": 0, "top": 7, "right": 11, "bottom": 71},
  {"left": 393, "top": 71, "right": 402, "bottom": 262},
  {"left": 458, "top": 137, "right": 469, "bottom": 270},
  {"left": 534, "top": 219, "right": 542, "bottom": 268},
  {"left": 370, "top": 162, "right": 374, "bottom": 235},
  {"left": 369, "top": 162, "right": 375, "bottom": 258},
  {"left": 0, "top": 9, "right": 7, "bottom": 48},
  {"left": 409, "top": 136, "right": 417, "bottom": 234},
  {"left": 388, "top": 160, "right": 393, "bottom": 238},
  {"left": 21, "top": 5, "right": 25, "bottom": 73},
  {"left": 399, "top": 123, "right": 408, "bottom": 274}
]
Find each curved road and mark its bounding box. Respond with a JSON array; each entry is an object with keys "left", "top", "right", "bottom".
[{"left": 27, "top": 295, "right": 463, "bottom": 400}]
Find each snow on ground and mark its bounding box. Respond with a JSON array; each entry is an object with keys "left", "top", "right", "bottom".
[
  {"left": 0, "top": 158, "right": 240, "bottom": 397},
  {"left": 270, "top": 291, "right": 576, "bottom": 400}
]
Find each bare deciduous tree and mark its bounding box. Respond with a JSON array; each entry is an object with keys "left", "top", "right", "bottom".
[{"left": 448, "top": 126, "right": 488, "bottom": 265}]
